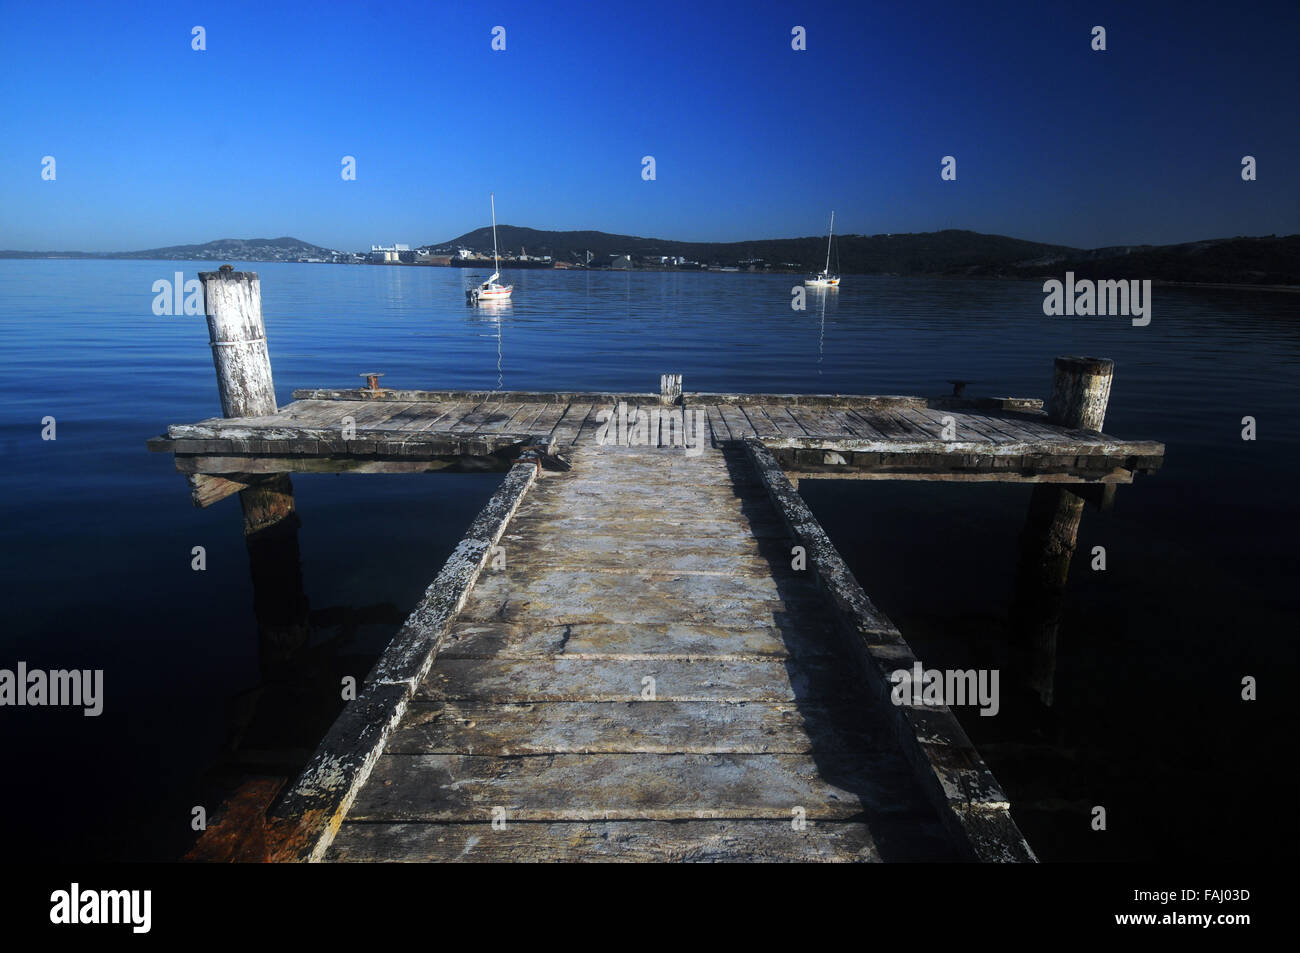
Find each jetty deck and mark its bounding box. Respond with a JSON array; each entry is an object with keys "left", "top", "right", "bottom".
[
  {"left": 149, "top": 387, "right": 1164, "bottom": 487},
  {"left": 153, "top": 381, "right": 1162, "bottom": 863},
  {"left": 156, "top": 273, "right": 1165, "bottom": 862}
]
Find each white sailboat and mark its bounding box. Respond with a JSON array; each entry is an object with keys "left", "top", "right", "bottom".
[
  {"left": 467, "top": 192, "right": 513, "bottom": 304},
  {"left": 804, "top": 210, "right": 841, "bottom": 288}
]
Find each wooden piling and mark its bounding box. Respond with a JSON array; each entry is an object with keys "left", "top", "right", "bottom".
[
  {"left": 659, "top": 373, "right": 682, "bottom": 406},
  {"left": 1010, "top": 485, "right": 1086, "bottom": 706},
  {"left": 240, "top": 475, "right": 310, "bottom": 673},
  {"left": 199, "top": 266, "right": 277, "bottom": 419},
  {"left": 196, "top": 265, "right": 296, "bottom": 532},
  {"left": 1047, "top": 356, "right": 1113, "bottom": 431}
]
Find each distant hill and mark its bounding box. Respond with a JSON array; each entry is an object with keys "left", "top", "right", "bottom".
[
  {"left": 434, "top": 226, "right": 1298, "bottom": 285},
  {"left": 430, "top": 226, "right": 1079, "bottom": 275},
  {"left": 3, "top": 230, "right": 1296, "bottom": 286},
  {"left": 0, "top": 237, "right": 341, "bottom": 261},
  {"left": 988, "top": 235, "right": 1300, "bottom": 286}
]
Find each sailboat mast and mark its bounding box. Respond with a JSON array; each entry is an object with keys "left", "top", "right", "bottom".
[
  {"left": 825, "top": 211, "right": 834, "bottom": 275},
  {"left": 491, "top": 192, "right": 500, "bottom": 278}
]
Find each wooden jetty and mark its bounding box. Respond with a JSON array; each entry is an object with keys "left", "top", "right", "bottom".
[{"left": 152, "top": 268, "right": 1164, "bottom": 863}]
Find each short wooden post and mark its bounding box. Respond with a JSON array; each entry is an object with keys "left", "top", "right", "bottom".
[
  {"left": 199, "top": 265, "right": 277, "bottom": 418},
  {"left": 660, "top": 373, "right": 682, "bottom": 406},
  {"left": 1047, "top": 356, "right": 1113, "bottom": 431}
]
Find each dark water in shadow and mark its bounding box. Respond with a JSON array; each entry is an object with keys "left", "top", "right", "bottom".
[{"left": 0, "top": 260, "right": 1295, "bottom": 860}]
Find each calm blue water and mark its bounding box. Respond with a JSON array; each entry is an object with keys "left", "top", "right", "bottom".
[{"left": 1, "top": 260, "right": 1295, "bottom": 861}]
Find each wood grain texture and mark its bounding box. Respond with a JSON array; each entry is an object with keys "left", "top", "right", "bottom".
[{"left": 326, "top": 444, "right": 976, "bottom": 862}]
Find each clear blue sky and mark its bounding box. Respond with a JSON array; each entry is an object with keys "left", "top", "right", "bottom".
[{"left": 2, "top": 0, "right": 1296, "bottom": 251}]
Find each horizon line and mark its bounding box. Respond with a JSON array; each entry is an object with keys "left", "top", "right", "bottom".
[{"left": 3, "top": 226, "right": 1296, "bottom": 258}]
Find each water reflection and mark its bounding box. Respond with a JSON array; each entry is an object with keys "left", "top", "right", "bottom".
[
  {"left": 468, "top": 297, "right": 511, "bottom": 389},
  {"left": 808, "top": 284, "right": 835, "bottom": 375}
]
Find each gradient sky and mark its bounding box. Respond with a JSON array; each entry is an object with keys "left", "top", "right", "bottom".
[{"left": 2, "top": 0, "right": 1297, "bottom": 251}]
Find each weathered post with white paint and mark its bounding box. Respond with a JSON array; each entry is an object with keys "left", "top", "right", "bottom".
[
  {"left": 660, "top": 373, "right": 682, "bottom": 406},
  {"left": 1010, "top": 356, "right": 1116, "bottom": 704},
  {"left": 199, "top": 265, "right": 277, "bottom": 418},
  {"left": 197, "top": 265, "right": 294, "bottom": 537},
  {"left": 1047, "top": 356, "right": 1113, "bottom": 431}
]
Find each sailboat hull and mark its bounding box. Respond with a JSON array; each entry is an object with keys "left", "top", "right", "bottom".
[
  {"left": 808, "top": 211, "right": 841, "bottom": 288},
  {"left": 466, "top": 192, "right": 515, "bottom": 304}
]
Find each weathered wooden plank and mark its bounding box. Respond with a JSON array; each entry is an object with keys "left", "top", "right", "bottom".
[
  {"left": 785, "top": 405, "right": 845, "bottom": 439},
  {"left": 564, "top": 444, "right": 732, "bottom": 470},
  {"left": 494, "top": 548, "right": 781, "bottom": 576},
  {"left": 496, "top": 526, "right": 773, "bottom": 558},
  {"left": 417, "top": 402, "right": 469, "bottom": 432},
  {"left": 292, "top": 388, "right": 654, "bottom": 404},
  {"left": 574, "top": 403, "right": 611, "bottom": 446},
  {"left": 764, "top": 405, "right": 808, "bottom": 439},
  {"left": 449, "top": 402, "right": 504, "bottom": 433},
  {"left": 701, "top": 404, "right": 730, "bottom": 444},
  {"left": 473, "top": 403, "right": 529, "bottom": 434},
  {"left": 688, "top": 392, "right": 1043, "bottom": 412},
  {"left": 850, "top": 409, "right": 915, "bottom": 441},
  {"left": 504, "top": 512, "right": 791, "bottom": 539},
  {"left": 785, "top": 468, "right": 1136, "bottom": 484},
  {"left": 311, "top": 399, "right": 412, "bottom": 429},
  {"left": 538, "top": 402, "right": 590, "bottom": 445},
  {"left": 944, "top": 411, "right": 1017, "bottom": 444},
  {"left": 741, "top": 405, "right": 782, "bottom": 439},
  {"left": 413, "top": 657, "right": 855, "bottom": 703},
  {"left": 525, "top": 402, "right": 568, "bottom": 440},
  {"left": 458, "top": 568, "right": 825, "bottom": 626},
  {"left": 160, "top": 431, "right": 527, "bottom": 461},
  {"left": 759, "top": 434, "right": 1165, "bottom": 456},
  {"left": 291, "top": 386, "right": 1041, "bottom": 413},
  {"left": 717, "top": 404, "right": 755, "bottom": 439},
  {"left": 348, "top": 751, "right": 917, "bottom": 822},
  {"left": 840, "top": 408, "right": 890, "bottom": 441},
  {"left": 505, "top": 401, "right": 551, "bottom": 435},
  {"left": 326, "top": 819, "right": 898, "bottom": 863},
  {"left": 821, "top": 408, "right": 869, "bottom": 439},
  {"left": 892, "top": 407, "right": 951, "bottom": 440},
  {"left": 388, "top": 701, "right": 878, "bottom": 755},
  {"left": 438, "top": 620, "right": 838, "bottom": 660},
  {"left": 383, "top": 401, "right": 455, "bottom": 432},
  {"left": 172, "top": 455, "right": 514, "bottom": 475},
  {"left": 208, "top": 399, "right": 348, "bottom": 429}
]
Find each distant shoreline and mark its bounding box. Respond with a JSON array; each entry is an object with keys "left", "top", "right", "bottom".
[
  {"left": 2, "top": 256, "right": 1295, "bottom": 293},
  {"left": 5, "top": 228, "right": 1296, "bottom": 288}
]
